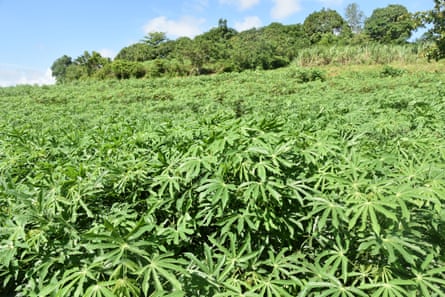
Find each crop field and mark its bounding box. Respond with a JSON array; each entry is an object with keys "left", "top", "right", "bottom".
[{"left": 1, "top": 65, "right": 445, "bottom": 296}]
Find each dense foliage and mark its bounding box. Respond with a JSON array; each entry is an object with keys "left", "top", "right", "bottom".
[
  {"left": 303, "top": 8, "right": 351, "bottom": 44},
  {"left": 364, "top": 5, "right": 414, "bottom": 44},
  {"left": 1, "top": 63, "right": 445, "bottom": 296},
  {"left": 422, "top": 0, "right": 445, "bottom": 60},
  {"left": 50, "top": 1, "right": 434, "bottom": 84}
]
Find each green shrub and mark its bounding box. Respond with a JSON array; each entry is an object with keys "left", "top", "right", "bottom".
[
  {"left": 111, "top": 60, "right": 146, "bottom": 79},
  {"left": 288, "top": 67, "right": 327, "bottom": 83},
  {"left": 380, "top": 65, "right": 406, "bottom": 77},
  {"left": 93, "top": 63, "right": 115, "bottom": 80}
]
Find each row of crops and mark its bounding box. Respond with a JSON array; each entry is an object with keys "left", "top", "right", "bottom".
[{"left": 1, "top": 66, "right": 445, "bottom": 296}]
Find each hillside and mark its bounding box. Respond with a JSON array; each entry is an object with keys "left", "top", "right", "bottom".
[{"left": 1, "top": 63, "right": 445, "bottom": 296}]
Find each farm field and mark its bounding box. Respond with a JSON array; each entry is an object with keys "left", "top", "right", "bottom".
[{"left": 1, "top": 64, "right": 445, "bottom": 296}]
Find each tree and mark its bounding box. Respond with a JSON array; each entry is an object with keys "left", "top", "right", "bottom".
[
  {"left": 111, "top": 60, "right": 145, "bottom": 79},
  {"left": 261, "top": 23, "right": 309, "bottom": 60},
  {"left": 168, "top": 35, "right": 211, "bottom": 74},
  {"left": 50, "top": 55, "right": 72, "bottom": 84},
  {"left": 74, "top": 51, "right": 111, "bottom": 76},
  {"left": 423, "top": 0, "right": 445, "bottom": 60},
  {"left": 213, "top": 18, "right": 238, "bottom": 40},
  {"left": 116, "top": 43, "right": 156, "bottom": 62},
  {"left": 141, "top": 32, "right": 167, "bottom": 47},
  {"left": 170, "top": 37, "right": 194, "bottom": 64},
  {"left": 345, "top": 3, "right": 365, "bottom": 34},
  {"left": 193, "top": 18, "right": 237, "bottom": 62},
  {"left": 364, "top": 5, "right": 414, "bottom": 44},
  {"left": 64, "top": 64, "right": 88, "bottom": 81},
  {"left": 187, "top": 39, "right": 214, "bottom": 74},
  {"left": 230, "top": 28, "right": 269, "bottom": 70},
  {"left": 303, "top": 9, "right": 351, "bottom": 44},
  {"left": 229, "top": 27, "right": 291, "bottom": 71}
]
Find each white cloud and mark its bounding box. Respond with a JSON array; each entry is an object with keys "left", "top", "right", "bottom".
[
  {"left": 0, "top": 66, "right": 55, "bottom": 87},
  {"left": 271, "top": 0, "right": 301, "bottom": 19},
  {"left": 99, "top": 48, "right": 116, "bottom": 59},
  {"left": 143, "top": 16, "right": 206, "bottom": 38},
  {"left": 317, "top": 0, "right": 343, "bottom": 6},
  {"left": 219, "top": 0, "right": 260, "bottom": 10},
  {"left": 234, "top": 16, "right": 262, "bottom": 31}
]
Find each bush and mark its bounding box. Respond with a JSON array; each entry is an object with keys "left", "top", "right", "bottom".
[
  {"left": 144, "top": 59, "right": 166, "bottom": 78},
  {"left": 145, "top": 59, "right": 193, "bottom": 78},
  {"left": 111, "top": 60, "right": 146, "bottom": 79},
  {"left": 93, "top": 64, "right": 115, "bottom": 80},
  {"left": 380, "top": 65, "right": 406, "bottom": 77},
  {"left": 288, "top": 67, "right": 327, "bottom": 83}
]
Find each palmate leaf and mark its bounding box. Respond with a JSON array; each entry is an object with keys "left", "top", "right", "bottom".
[
  {"left": 185, "top": 233, "right": 259, "bottom": 294},
  {"left": 257, "top": 248, "right": 305, "bottom": 279},
  {"left": 306, "top": 195, "right": 345, "bottom": 230},
  {"left": 208, "top": 233, "right": 259, "bottom": 273},
  {"left": 53, "top": 263, "right": 102, "bottom": 297},
  {"left": 316, "top": 235, "right": 350, "bottom": 281},
  {"left": 286, "top": 178, "right": 313, "bottom": 204},
  {"left": 251, "top": 277, "right": 297, "bottom": 297},
  {"left": 240, "top": 178, "right": 284, "bottom": 207},
  {"left": 36, "top": 275, "right": 60, "bottom": 297},
  {"left": 197, "top": 178, "right": 236, "bottom": 214},
  {"left": 210, "top": 269, "right": 260, "bottom": 297},
  {"left": 347, "top": 197, "right": 398, "bottom": 235},
  {"left": 214, "top": 287, "right": 262, "bottom": 297},
  {"left": 177, "top": 156, "right": 212, "bottom": 182},
  {"left": 299, "top": 276, "right": 368, "bottom": 297},
  {"left": 389, "top": 157, "right": 426, "bottom": 185},
  {"left": 195, "top": 200, "right": 218, "bottom": 227},
  {"left": 0, "top": 240, "right": 16, "bottom": 268},
  {"left": 228, "top": 153, "right": 254, "bottom": 182},
  {"left": 163, "top": 212, "right": 194, "bottom": 245},
  {"left": 83, "top": 214, "right": 155, "bottom": 249},
  {"left": 348, "top": 264, "right": 382, "bottom": 287},
  {"left": 62, "top": 165, "right": 109, "bottom": 221},
  {"left": 251, "top": 159, "right": 281, "bottom": 181},
  {"left": 387, "top": 183, "right": 423, "bottom": 222},
  {"left": 388, "top": 181, "right": 444, "bottom": 217},
  {"left": 412, "top": 254, "right": 445, "bottom": 297},
  {"left": 218, "top": 207, "right": 259, "bottom": 236},
  {"left": 236, "top": 179, "right": 285, "bottom": 233},
  {"left": 185, "top": 243, "right": 229, "bottom": 289},
  {"left": 83, "top": 282, "right": 116, "bottom": 297},
  {"left": 178, "top": 156, "right": 203, "bottom": 182},
  {"left": 80, "top": 213, "right": 159, "bottom": 295},
  {"left": 151, "top": 173, "right": 182, "bottom": 199},
  {"left": 246, "top": 140, "right": 294, "bottom": 177},
  {"left": 359, "top": 279, "right": 415, "bottom": 297},
  {"left": 112, "top": 158, "right": 148, "bottom": 195},
  {"left": 139, "top": 252, "right": 187, "bottom": 295},
  {"left": 299, "top": 250, "right": 366, "bottom": 297},
  {"left": 301, "top": 282, "right": 368, "bottom": 297},
  {"left": 358, "top": 232, "right": 427, "bottom": 265},
  {"left": 111, "top": 277, "right": 140, "bottom": 297},
  {"left": 417, "top": 184, "right": 445, "bottom": 213},
  {"left": 301, "top": 132, "right": 341, "bottom": 166}
]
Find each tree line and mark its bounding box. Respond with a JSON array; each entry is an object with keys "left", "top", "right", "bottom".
[{"left": 51, "top": 2, "right": 445, "bottom": 84}]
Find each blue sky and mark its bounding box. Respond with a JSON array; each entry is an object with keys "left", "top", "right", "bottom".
[{"left": 0, "top": 0, "right": 432, "bottom": 86}]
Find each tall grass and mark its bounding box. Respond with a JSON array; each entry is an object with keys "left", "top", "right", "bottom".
[{"left": 293, "top": 43, "right": 427, "bottom": 66}]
